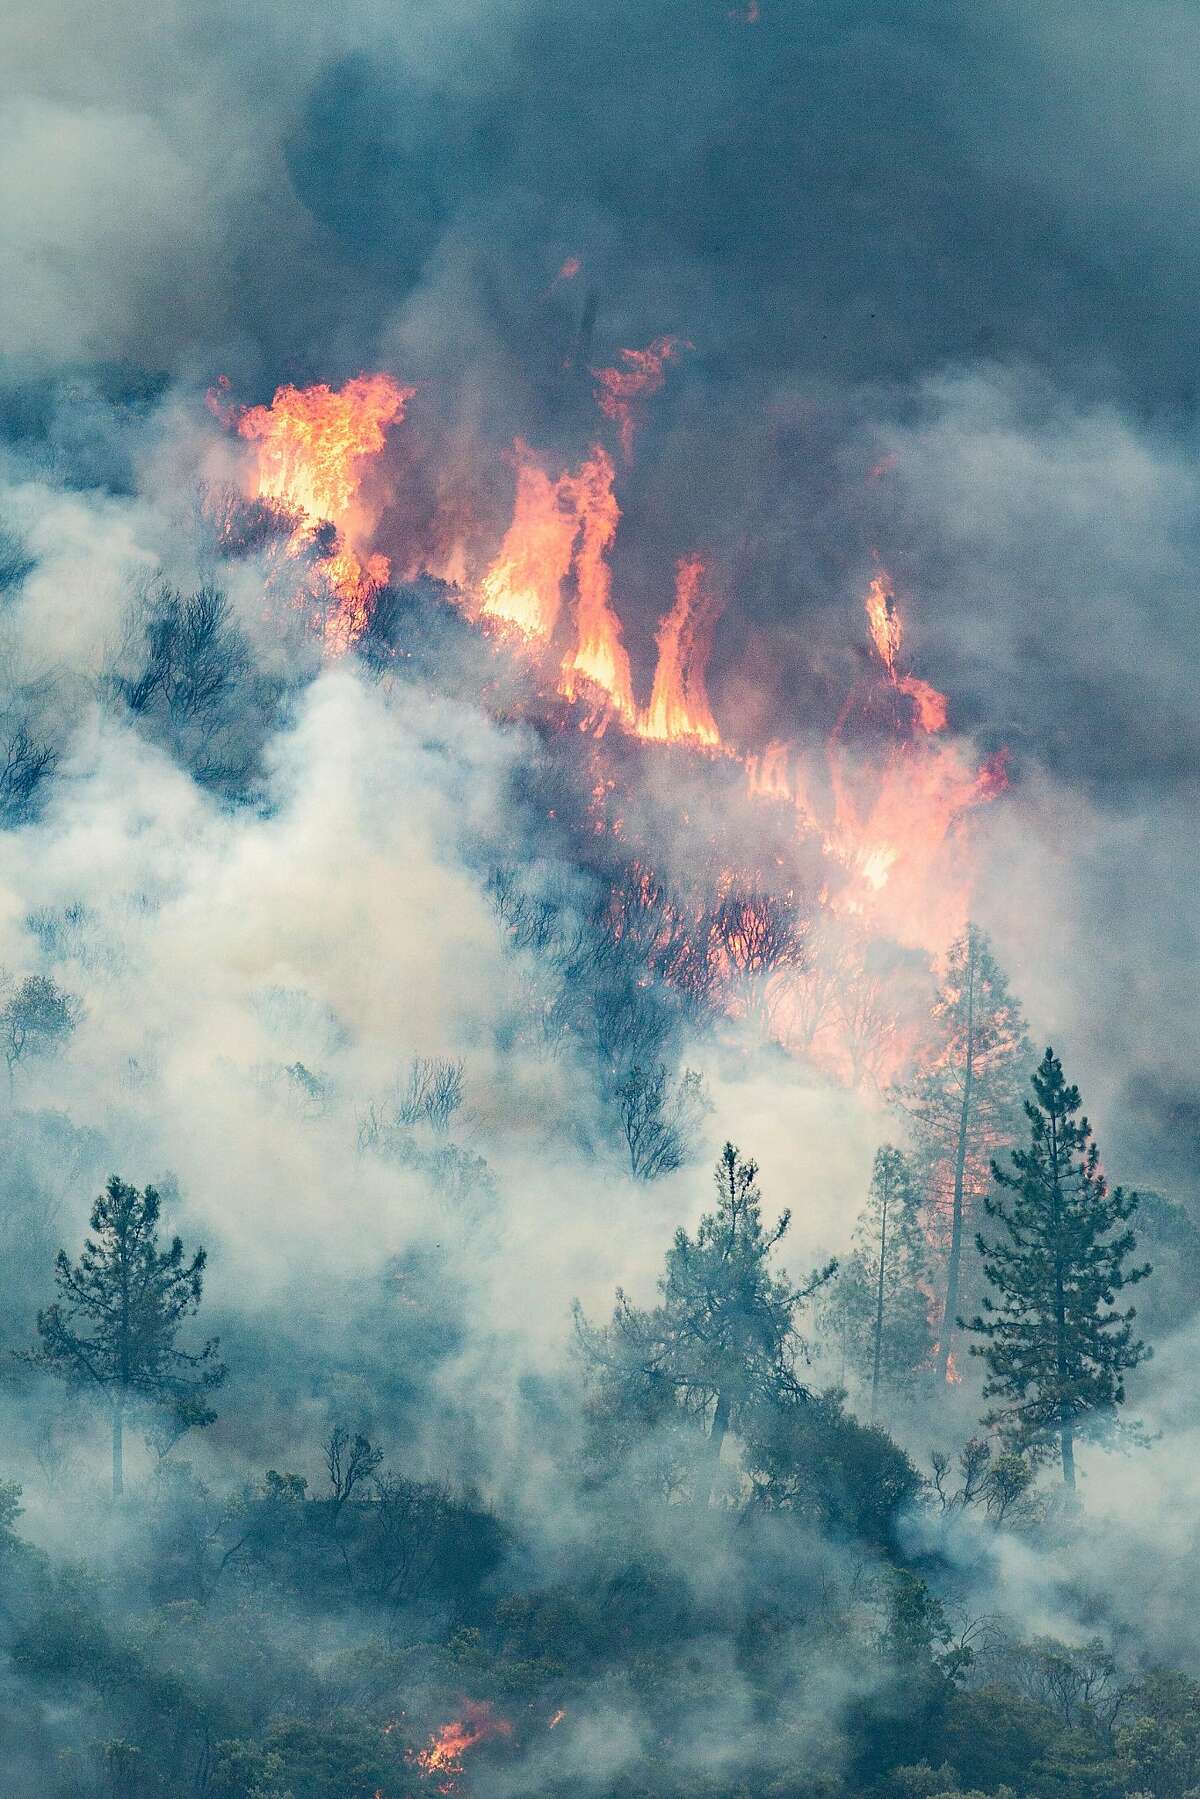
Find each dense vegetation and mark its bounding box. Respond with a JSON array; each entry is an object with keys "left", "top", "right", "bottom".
[{"left": 0, "top": 1045, "right": 1179, "bottom": 1799}]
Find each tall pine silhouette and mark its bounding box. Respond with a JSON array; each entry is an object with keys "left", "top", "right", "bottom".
[
  {"left": 903, "top": 924, "right": 1029, "bottom": 1382},
  {"left": 822, "top": 1146, "right": 932, "bottom": 1416},
  {"left": 29, "top": 1176, "right": 226, "bottom": 1498},
  {"left": 965, "top": 1049, "right": 1150, "bottom": 1487}
]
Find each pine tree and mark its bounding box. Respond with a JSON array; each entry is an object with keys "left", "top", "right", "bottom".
[
  {"left": 965, "top": 1049, "right": 1150, "bottom": 1487},
  {"left": 28, "top": 1176, "right": 226, "bottom": 1498},
  {"left": 824, "top": 1146, "right": 933, "bottom": 1417},
  {"left": 575, "top": 1142, "right": 834, "bottom": 1497},
  {"left": 902, "top": 923, "right": 1030, "bottom": 1382}
]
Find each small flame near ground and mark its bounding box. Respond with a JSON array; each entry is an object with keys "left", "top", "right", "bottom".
[{"left": 405, "top": 1703, "right": 513, "bottom": 1793}]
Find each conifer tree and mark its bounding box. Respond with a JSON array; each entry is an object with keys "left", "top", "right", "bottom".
[
  {"left": 28, "top": 1176, "right": 226, "bottom": 1498},
  {"left": 575, "top": 1142, "right": 834, "bottom": 1496},
  {"left": 903, "top": 923, "right": 1030, "bottom": 1381},
  {"left": 824, "top": 1146, "right": 933, "bottom": 1417},
  {"left": 965, "top": 1049, "right": 1150, "bottom": 1487}
]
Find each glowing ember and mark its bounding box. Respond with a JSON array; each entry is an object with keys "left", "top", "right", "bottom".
[
  {"left": 637, "top": 555, "right": 722, "bottom": 746},
  {"left": 226, "top": 372, "right": 413, "bottom": 650},
  {"left": 592, "top": 335, "right": 690, "bottom": 461},
  {"left": 407, "top": 1703, "right": 513, "bottom": 1792},
  {"left": 557, "top": 256, "right": 581, "bottom": 281}
]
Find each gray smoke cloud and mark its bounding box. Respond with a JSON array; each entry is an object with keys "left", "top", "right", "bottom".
[{"left": 2, "top": 3, "right": 1199, "bottom": 1793}]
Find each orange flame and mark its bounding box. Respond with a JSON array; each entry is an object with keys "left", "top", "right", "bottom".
[
  {"left": 478, "top": 443, "right": 578, "bottom": 638},
  {"left": 558, "top": 446, "right": 635, "bottom": 717},
  {"left": 637, "top": 555, "right": 722, "bottom": 746},
  {"left": 229, "top": 373, "right": 413, "bottom": 651},
  {"left": 865, "top": 565, "right": 949, "bottom": 734},
  {"left": 592, "top": 335, "right": 690, "bottom": 461},
  {"left": 208, "top": 365, "right": 1008, "bottom": 993},
  {"left": 480, "top": 443, "right": 635, "bottom": 719},
  {"left": 739, "top": 570, "right": 1004, "bottom": 956},
  {"left": 865, "top": 571, "right": 903, "bottom": 678},
  {"left": 407, "top": 1704, "right": 512, "bottom": 1793}
]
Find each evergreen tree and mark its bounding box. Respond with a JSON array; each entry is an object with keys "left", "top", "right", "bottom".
[
  {"left": 965, "top": 1049, "right": 1150, "bottom": 1487},
  {"left": 27, "top": 1176, "right": 226, "bottom": 1498},
  {"left": 902, "top": 923, "right": 1030, "bottom": 1381},
  {"left": 575, "top": 1142, "right": 834, "bottom": 1497},
  {"left": 824, "top": 1146, "right": 933, "bottom": 1416}
]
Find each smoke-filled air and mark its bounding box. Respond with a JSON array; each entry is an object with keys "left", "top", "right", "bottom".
[{"left": 2, "top": 3, "right": 1199, "bottom": 1796}]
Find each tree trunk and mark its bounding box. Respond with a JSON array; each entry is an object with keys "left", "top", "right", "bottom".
[
  {"left": 871, "top": 1171, "right": 890, "bottom": 1420},
  {"left": 1060, "top": 1421, "right": 1076, "bottom": 1489},
  {"left": 705, "top": 1390, "right": 731, "bottom": 1503},
  {"left": 112, "top": 1402, "right": 124, "bottom": 1501},
  {"left": 1049, "top": 1110, "right": 1075, "bottom": 1489},
  {"left": 937, "top": 933, "right": 977, "bottom": 1383}
]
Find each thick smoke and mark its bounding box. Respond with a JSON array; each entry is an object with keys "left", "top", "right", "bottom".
[{"left": 1, "top": 3, "right": 1199, "bottom": 1796}]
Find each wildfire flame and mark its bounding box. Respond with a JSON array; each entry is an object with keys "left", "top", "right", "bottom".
[
  {"left": 865, "top": 564, "right": 949, "bottom": 734},
  {"left": 224, "top": 372, "right": 413, "bottom": 651},
  {"left": 478, "top": 443, "right": 579, "bottom": 639},
  {"left": 209, "top": 370, "right": 1007, "bottom": 998},
  {"left": 556, "top": 446, "right": 635, "bottom": 718},
  {"left": 637, "top": 555, "right": 722, "bottom": 747},
  {"left": 739, "top": 567, "right": 1005, "bottom": 955},
  {"left": 478, "top": 443, "right": 636, "bottom": 720},
  {"left": 865, "top": 571, "right": 902, "bottom": 678},
  {"left": 592, "top": 335, "right": 690, "bottom": 462},
  {"left": 407, "top": 1704, "right": 513, "bottom": 1793}
]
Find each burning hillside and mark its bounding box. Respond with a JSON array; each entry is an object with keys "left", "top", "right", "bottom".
[{"left": 209, "top": 364, "right": 1005, "bottom": 1088}]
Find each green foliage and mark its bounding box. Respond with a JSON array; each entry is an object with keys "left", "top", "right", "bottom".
[
  {"left": 741, "top": 1388, "right": 923, "bottom": 1547},
  {"left": 260, "top": 1717, "right": 403, "bottom": 1799},
  {"left": 936, "top": 1685, "right": 1060, "bottom": 1791},
  {"left": 211, "top": 1739, "right": 296, "bottom": 1799},
  {"left": 1115, "top": 1671, "right": 1200, "bottom": 1799},
  {"left": 575, "top": 1143, "right": 835, "bottom": 1492},
  {"left": 929, "top": 1437, "right": 1040, "bottom": 1527},
  {"left": 966, "top": 1049, "right": 1151, "bottom": 1484},
  {"left": 0, "top": 1475, "right": 23, "bottom": 1538}
]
